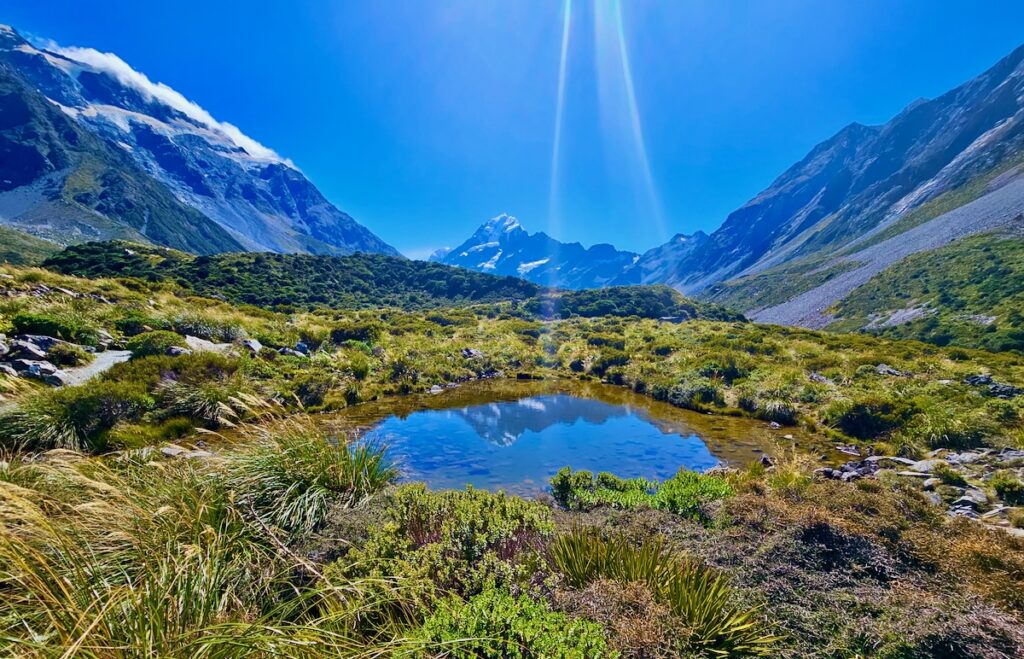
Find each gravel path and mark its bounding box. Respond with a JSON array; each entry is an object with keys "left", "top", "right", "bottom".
[
  {"left": 62, "top": 350, "right": 132, "bottom": 386},
  {"left": 750, "top": 176, "right": 1024, "bottom": 328}
]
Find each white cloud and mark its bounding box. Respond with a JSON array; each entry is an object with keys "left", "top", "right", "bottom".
[{"left": 37, "top": 39, "right": 290, "bottom": 166}]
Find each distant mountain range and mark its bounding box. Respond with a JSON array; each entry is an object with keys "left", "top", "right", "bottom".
[
  {"left": 430, "top": 214, "right": 641, "bottom": 289},
  {"left": 0, "top": 24, "right": 397, "bottom": 256},
  {"left": 438, "top": 43, "right": 1024, "bottom": 332}
]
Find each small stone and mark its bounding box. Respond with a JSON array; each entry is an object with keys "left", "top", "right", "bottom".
[
  {"left": 278, "top": 348, "right": 307, "bottom": 358},
  {"left": 768, "top": 421, "right": 782, "bottom": 430},
  {"left": 759, "top": 455, "right": 774, "bottom": 468},
  {"left": 949, "top": 506, "right": 979, "bottom": 519},
  {"left": 982, "top": 506, "right": 1010, "bottom": 519},
  {"left": 964, "top": 374, "right": 993, "bottom": 387},
  {"left": 783, "top": 433, "right": 794, "bottom": 440},
  {"left": 945, "top": 452, "right": 983, "bottom": 465},
  {"left": 0, "top": 363, "right": 17, "bottom": 377},
  {"left": 988, "top": 383, "right": 1023, "bottom": 399},
  {"left": 429, "top": 384, "right": 444, "bottom": 394},
  {"left": 808, "top": 371, "right": 834, "bottom": 385},
  {"left": 924, "top": 492, "right": 943, "bottom": 506},
  {"left": 961, "top": 488, "right": 988, "bottom": 506},
  {"left": 907, "top": 459, "right": 944, "bottom": 473},
  {"left": 876, "top": 363, "right": 905, "bottom": 377},
  {"left": 160, "top": 446, "right": 186, "bottom": 457},
  {"left": 166, "top": 346, "right": 192, "bottom": 357},
  {"left": 461, "top": 348, "right": 484, "bottom": 359},
  {"left": 922, "top": 478, "right": 941, "bottom": 491},
  {"left": 240, "top": 338, "right": 263, "bottom": 354},
  {"left": 840, "top": 471, "right": 861, "bottom": 482},
  {"left": 295, "top": 341, "right": 309, "bottom": 355},
  {"left": 43, "top": 371, "right": 70, "bottom": 386}
]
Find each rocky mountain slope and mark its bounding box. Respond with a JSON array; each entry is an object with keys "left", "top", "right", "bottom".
[
  {"left": 667, "top": 43, "right": 1024, "bottom": 297},
  {"left": 431, "top": 214, "right": 639, "bottom": 289},
  {"left": 0, "top": 24, "right": 397, "bottom": 256}
]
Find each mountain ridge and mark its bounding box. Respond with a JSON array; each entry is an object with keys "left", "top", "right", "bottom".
[
  {"left": 0, "top": 24, "right": 399, "bottom": 257},
  {"left": 430, "top": 214, "right": 641, "bottom": 289}
]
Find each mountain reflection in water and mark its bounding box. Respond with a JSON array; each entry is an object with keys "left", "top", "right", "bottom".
[{"left": 370, "top": 393, "right": 719, "bottom": 496}]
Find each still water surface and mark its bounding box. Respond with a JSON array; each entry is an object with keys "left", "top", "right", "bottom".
[
  {"left": 374, "top": 393, "right": 719, "bottom": 495},
  {"left": 332, "top": 381, "right": 823, "bottom": 496}
]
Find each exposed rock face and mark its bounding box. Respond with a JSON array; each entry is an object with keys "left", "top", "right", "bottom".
[
  {"left": 658, "top": 45, "right": 1024, "bottom": 297},
  {"left": 0, "top": 24, "right": 398, "bottom": 257}
]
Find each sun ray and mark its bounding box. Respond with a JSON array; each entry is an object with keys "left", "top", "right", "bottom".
[{"left": 547, "top": 0, "right": 573, "bottom": 291}]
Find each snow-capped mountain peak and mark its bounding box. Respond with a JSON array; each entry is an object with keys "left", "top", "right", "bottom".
[{"left": 433, "top": 215, "right": 638, "bottom": 289}]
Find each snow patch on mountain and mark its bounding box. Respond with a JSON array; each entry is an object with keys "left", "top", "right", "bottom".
[{"left": 35, "top": 38, "right": 290, "bottom": 166}]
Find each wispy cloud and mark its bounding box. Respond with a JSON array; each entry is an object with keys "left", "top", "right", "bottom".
[{"left": 36, "top": 39, "right": 290, "bottom": 165}]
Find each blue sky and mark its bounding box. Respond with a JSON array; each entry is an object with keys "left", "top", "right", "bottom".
[{"left": 7, "top": 2, "right": 1024, "bottom": 257}]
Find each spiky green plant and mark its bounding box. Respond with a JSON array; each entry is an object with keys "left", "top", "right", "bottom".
[{"left": 550, "top": 528, "right": 777, "bottom": 656}]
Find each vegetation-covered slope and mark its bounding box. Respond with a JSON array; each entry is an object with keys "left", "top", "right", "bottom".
[
  {"left": 829, "top": 232, "right": 1024, "bottom": 352},
  {"left": 0, "top": 225, "right": 58, "bottom": 264},
  {"left": 42, "top": 241, "right": 742, "bottom": 321}
]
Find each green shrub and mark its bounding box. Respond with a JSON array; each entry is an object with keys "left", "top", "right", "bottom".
[
  {"left": 550, "top": 529, "right": 775, "bottom": 656},
  {"left": 823, "top": 394, "right": 917, "bottom": 439},
  {"left": 330, "top": 320, "right": 384, "bottom": 345},
  {"left": 113, "top": 310, "right": 171, "bottom": 336},
  {"left": 933, "top": 462, "right": 967, "bottom": 487},
  {"left": 126, "top": 331, "right": 186, "bottom": 359},
  {"left": 416, "top": 588, "right": 610, "bottom": 658},
  {"left": 991, "top": 471, "right": 1024, "bottom": 505},
  {"left": 11, "top": 310, "right": 100, "bottom": 346},
  {"left": 341, "top": 485, "right": 553, "bottom": 597},
  {"left": 550, "top": 467, "right": 733, "bottom": 520},
  {"left": 698, "top": 355, "right": 751, "bottom": 384},
  {"left": 589, "top": 348, "right": 629, "bottom": 377},
  {"left": 668, "top": 374, "right": 723, "bottom": 410},
  {"left": 46, "top": 342, "right": 94, "bottom": 367}
]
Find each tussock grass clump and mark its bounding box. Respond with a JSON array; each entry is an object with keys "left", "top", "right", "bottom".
[
  {"left": 0, "top": 440, "right": 415, "bottom": 657},
  {"left": 550, "top": 529, "right": 776, "bottom": 656},
  {"left": 46, "top": 341, "right": 94, "bottom": 367},
  {"left": 0, "top": 381, "right": 153, "bottom": 452},
  {"left": 228, "top": 417, "right": 397, "bottom": 535}
]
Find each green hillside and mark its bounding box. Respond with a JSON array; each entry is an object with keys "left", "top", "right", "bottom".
[
  {"left": 830, "top": 232, "right": 1024, "bottom": 352},
  {"left": 0, "top": 225, "right": 59, "bottom": 265},
  {"left": 42, "top": 241, "right": 741, "bottom": 321}
]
